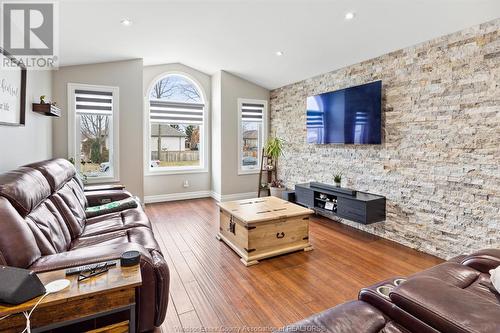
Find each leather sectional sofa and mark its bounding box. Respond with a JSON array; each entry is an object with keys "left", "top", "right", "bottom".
[
  {"left": 0, "top": 159, "right": 169, "bottom": 332},
  {"left": 278, "top": 248, "right": 500, "bottom": 333}
]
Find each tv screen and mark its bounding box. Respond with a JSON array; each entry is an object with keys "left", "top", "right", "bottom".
[{"left": 306, "top": 81, "right": 382, "bottom": 144}]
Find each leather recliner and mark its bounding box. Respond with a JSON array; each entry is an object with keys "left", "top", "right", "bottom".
[
  {"left": 0, "top": 158, "right": 169, "bottom": 332},
  {"left": 278, "top": 248, "right": 500, "bottom": 333}
]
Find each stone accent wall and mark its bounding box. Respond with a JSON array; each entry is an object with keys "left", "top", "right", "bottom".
[{"left": 270, "top": 19, "right": 500, "bottom": 259}]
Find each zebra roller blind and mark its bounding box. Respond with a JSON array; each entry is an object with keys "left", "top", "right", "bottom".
[
  {"left": 75, "top": 89, "right": 113, "bottom": 115},
  {"left": 241, "top": 102, "right": 264, "bottom": 122},
  {"left": 149, "top": 100, "right": 205, "bottom": 124}
]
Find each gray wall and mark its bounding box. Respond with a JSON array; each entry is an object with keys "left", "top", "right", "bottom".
[
  {"left": 211, "top": 71, "right": 222, "bottom": 195},
  {"left": 270, "top": 19, "right": 500, "bottom": 259},
  {"left": 0, "top": 70, "right": 53, "bottom": 172},
  {"left": 212, "top": 71, "right": 270, "bottom": 198},
  {"left": 52, "top": 59, "right": 144, "bottom": 199},
  {"left": 143, "top": 63, "right": 212, "bottom": 200}
]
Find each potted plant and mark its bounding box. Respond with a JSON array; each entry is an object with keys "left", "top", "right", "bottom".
[
  {"left": 264, "top": 136, "right": 284, "bottom": 173},
  {"left": 334, "top": 173, "right": 342, "bottom": 187},
  {"left": 269, "top": 179, "right": 286, "bottom": 198}
]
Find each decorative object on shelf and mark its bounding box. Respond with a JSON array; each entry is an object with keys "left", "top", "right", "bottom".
[
  {"left": 32, "top": 103, "right": 61, "bottom": 117},
  {"left": 334, "top": 173, "right": 342, "bottom": 187},
  {"left": 0, "top": 48, "right": 26, "bottom": 126},
  {"left": 40, "top": 95, "right": 46, "bottom": 104},
  {"left": 269, "top": 179, "right": 286, "bottom": 198}
]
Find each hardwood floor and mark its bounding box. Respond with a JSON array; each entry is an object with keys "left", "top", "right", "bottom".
[{"left": 146, "top": 198, "right": 443, "bottom": 333}]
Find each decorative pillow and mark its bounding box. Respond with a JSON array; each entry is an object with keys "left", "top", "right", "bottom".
[
  {"left": 489, "top": 266, "right": 500, "bottom": 294},
  {"left": 85, "top": 197, "right": 138, "bottom": 218}
]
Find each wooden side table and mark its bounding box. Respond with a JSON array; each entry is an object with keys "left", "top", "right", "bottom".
[{"left": 0, "top": 262, "right": 141, "bottom": 333}]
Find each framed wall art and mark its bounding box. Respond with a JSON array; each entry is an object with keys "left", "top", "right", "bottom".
[{"left": 0, "top": 48, "right": 27, "bottom": 126}]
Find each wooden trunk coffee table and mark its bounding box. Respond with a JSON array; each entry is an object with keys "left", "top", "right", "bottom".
[{"left": 217, "top": 196, "right": 314, "bottom": 266}]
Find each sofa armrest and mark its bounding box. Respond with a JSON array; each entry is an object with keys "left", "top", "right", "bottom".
[
  {"left": 390, "top": 276, "right": 500, "bottom": 333},
  {"left": 85, "top": 189, "right": 133, "bottom": 207},
  {"left": 29, "top": 243, "right": 151, "bottom": 272},
  {"left": 84, "top": 184, "right": 125, "bottom": 192},
  {"left": 460, "top": 248, "right": 500, "bottom": 273}
]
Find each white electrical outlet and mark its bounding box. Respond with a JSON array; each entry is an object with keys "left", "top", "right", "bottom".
[{"left": 183, "top": 180, "right": 190, "bottom": 188}]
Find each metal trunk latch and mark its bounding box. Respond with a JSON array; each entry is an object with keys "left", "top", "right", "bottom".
[{"left": 229, "top": 215, "right": 236, "bottom": 234}]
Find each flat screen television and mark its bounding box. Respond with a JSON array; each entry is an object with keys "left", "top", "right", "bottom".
[{"left": 306, "top": 80, "right": 382, "bottom": 144}]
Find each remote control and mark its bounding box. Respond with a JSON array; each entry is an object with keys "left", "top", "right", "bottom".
[{"left": 65, "top": 260, "right": 117, "bottom": 276}]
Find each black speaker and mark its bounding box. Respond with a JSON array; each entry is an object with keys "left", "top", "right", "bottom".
[{"left": 0, "top": 266, "right": 46, "bottom": 305}]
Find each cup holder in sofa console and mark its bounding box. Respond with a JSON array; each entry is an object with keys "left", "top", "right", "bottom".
[
  {"left": 376, "top": 285, "right": 394, "bottom": 299},
  {"left": 393, "top": 278, "right": 407, "bottom": 286}
]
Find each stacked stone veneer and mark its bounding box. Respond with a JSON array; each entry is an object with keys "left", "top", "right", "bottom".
[{"left": 270, "top": 19, "right": 500, "bottom": 259}]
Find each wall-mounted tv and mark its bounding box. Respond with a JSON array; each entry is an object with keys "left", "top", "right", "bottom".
[{"left": 306, "top": 80, "right": 382, "bottom": 144}]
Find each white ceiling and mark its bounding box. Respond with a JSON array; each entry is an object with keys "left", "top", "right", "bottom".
[{"left": 59, "top": 0, "right": 500, "bottom": 89}]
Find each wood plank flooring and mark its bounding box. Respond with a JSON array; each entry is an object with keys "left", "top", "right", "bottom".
[{"left": 146, "top": 198, "right": 443, "bottom": 333}]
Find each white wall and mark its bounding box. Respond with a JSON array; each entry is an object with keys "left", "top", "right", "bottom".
[
  {"left": 0, "top": 70, "right": 53, "bottom": 172},
  {"left": 52, "top": 59, "right": 144, "bottom": 199},
  {"left": 212, "top": 71, "right": 270, "bottom": 198},
  {"left": 143, "top": 63, "right": 211, "bottom": 201}
]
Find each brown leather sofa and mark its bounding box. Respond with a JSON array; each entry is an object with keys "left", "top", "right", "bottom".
[
  {"left": 278, "top": 249, "right": 500, "bottom": 333},
  {"left": 0, "top": 158, "right": 169, "bottom": 332}
]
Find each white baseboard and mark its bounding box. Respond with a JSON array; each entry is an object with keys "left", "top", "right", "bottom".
[
  {"left": 144, "top": 190, "right": 259, "bottom": 204},
  {"left": 144, "top": 190, "right": 211, "bottom": 203},
  {"left": 212, "top": 191, "right": 258, "bottom": 202}
]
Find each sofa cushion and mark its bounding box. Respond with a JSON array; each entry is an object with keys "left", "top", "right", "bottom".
[
  {"left": 278, "top": 301, "right": 393, "bottom": 333},
  {"left": 51, "top": 179, "right": 89, "bottom": 238},
  {"left": 0, "top": 167, "right": 51, "bottom": 217},
  {"left": 0, "top": 197, "right": 41, "bottom": 267},
  {"left": 409, "top": 262, "right": 480, "bottom": 289},
  {"left": 25, "top": 158, "right": 77, "bottom": 192},
  {"left": 71, "top": 227, "right": 160, "bottom": 253},
  {"left": 25, "top": 199, "right": 72, "bottom": 255},
  {"left": 81, "top": 208, "right": 152, "bottom": 237}
]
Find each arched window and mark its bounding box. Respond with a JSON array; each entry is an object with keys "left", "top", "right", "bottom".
[{"left": 147, "top": 74, "right": 206, "bottom": 172}]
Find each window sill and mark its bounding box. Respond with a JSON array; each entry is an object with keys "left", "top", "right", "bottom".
[
  {"left": 145, "top": 168, "right": 209, "bottom": 176},
  {"left": 84, "top": 176, "right": 120, "bottom": 184}
]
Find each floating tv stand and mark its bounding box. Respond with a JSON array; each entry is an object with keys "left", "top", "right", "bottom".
[{"left": 294, "top": 182, "right": 386, "bottom": 225}]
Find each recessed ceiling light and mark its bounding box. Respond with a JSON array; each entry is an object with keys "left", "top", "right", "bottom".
[
  {"left": 276, "top": 51, "right": 284, "bottom": 56},
  {"left": 345, "top": 12, "right": 355, "bottom": 20},
  {"left": 120, "top": 18, "right": 133, "bottom": 26}
]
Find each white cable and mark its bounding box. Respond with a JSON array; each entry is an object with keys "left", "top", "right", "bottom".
[
  {"left": 0, "top": 314, "right": 10, "bottom": 321},
  {"left": 20, "top": 292, "right": 49, "bottom": 333}
]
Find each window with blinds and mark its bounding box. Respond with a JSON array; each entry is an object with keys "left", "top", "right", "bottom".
[
  {"left": 147, "top": 74, "right": 206, "bottom": 171},
  {"left": 149, "top": 100, "right": 204, "bottom": 124},
  {"left": 238, "top": 99, "right": 267, "bottom": 174},
  {"left": 75, "top": 90, "right": 113, "bottom": 116},
  {"left": 69, "top": 84, "right": 118, "bottom": 181}
]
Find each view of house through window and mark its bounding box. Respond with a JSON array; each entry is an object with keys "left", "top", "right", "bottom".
[
  {"left": 149, "top": 75, "right": 205, "bottom": 170},
  {"left": 71, "top": 87, "right": 118, "bottom": 180},
  {"left": 238, "top": 100, "right": 267, "bottom": 173}
]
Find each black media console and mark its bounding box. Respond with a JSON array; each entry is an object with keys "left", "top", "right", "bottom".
[{"left": 294, "top": 182, "right": 386, "bottom": 225}]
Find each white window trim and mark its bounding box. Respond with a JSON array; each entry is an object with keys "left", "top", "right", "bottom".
[
  {"left": 67, "top": 83, "right": 120, "bottom": 184},
  {"left": 237, "top": 98, "right": 268, "bottom": 175},
  {"left": 144, "top": 72, "right": 209, "bottom": 176}
]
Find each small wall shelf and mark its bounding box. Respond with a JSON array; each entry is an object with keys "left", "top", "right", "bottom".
[{"left": 32, "top": 103, "right": 61, "bottom": 117}]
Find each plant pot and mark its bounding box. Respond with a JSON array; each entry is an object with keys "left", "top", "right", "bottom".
[
  {"left": 269, "top": 187, "right": 286, "bottom": 198},
  {"left": 334, "top": 181, "right": 341, "bottom": 187}
]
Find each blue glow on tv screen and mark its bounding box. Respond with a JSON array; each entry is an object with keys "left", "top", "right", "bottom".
[{"left": 306, "top": 81, "right": 382, "bottom": 144}]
